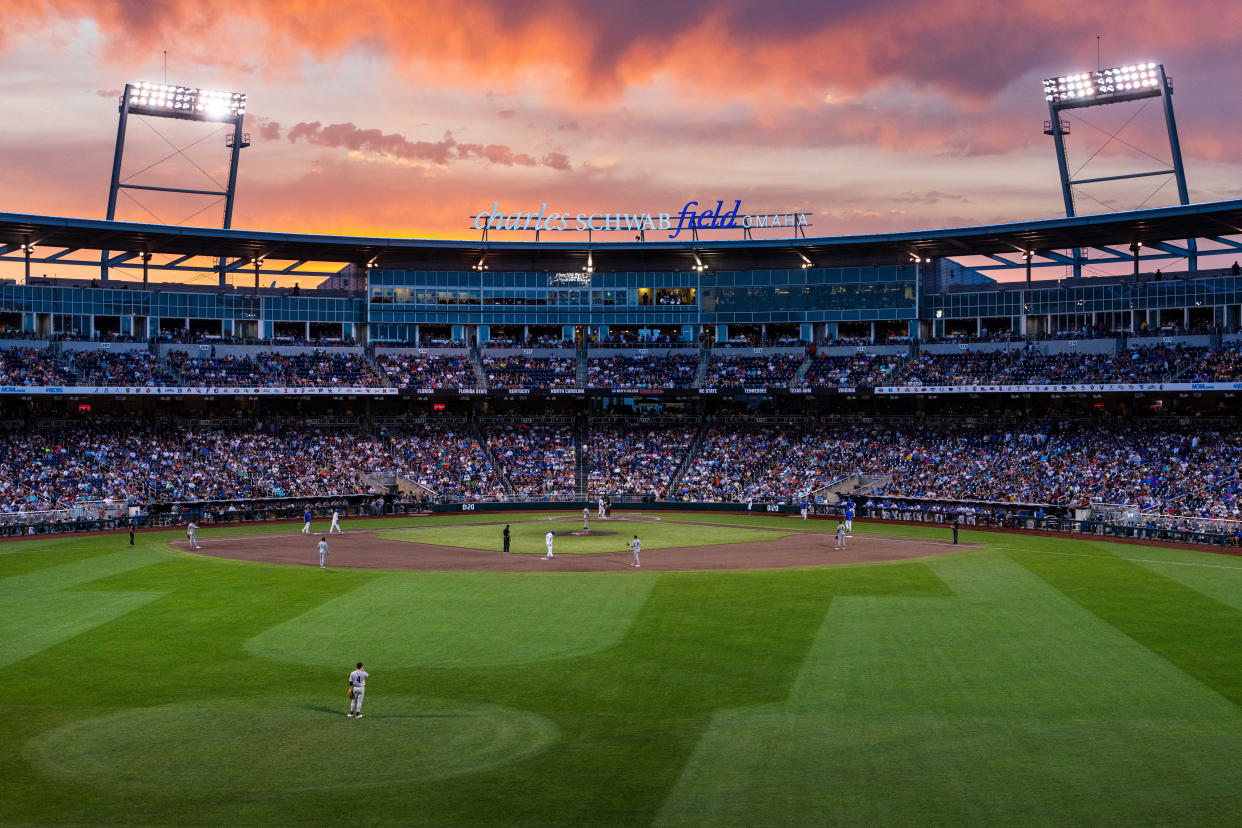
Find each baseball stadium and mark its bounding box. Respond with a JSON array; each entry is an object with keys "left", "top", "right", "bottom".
[{"left": 5, "top": 10, "right": 1242, "bottom": 825}]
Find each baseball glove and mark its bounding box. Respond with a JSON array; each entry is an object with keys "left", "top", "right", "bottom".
[{"left": 348, "top": 687, "right": 355, "bottom": 699}]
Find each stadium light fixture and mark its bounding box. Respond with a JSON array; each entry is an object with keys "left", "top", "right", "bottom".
[
  {"left": 692, "top": 253, "right": 707, "bottom": 272},
  {"left": 583, "top": 252, "right": 595, "bottom": 274},
  {"left": 1043, "top": 63, "right": 1162, "bottom": 108},
  {"left": 126, "top": 82, "right": 247, "bottom": 123},
  {"left": 472, "top": 255, "right": 488, "bottom": 271},
  {"left": 795, "top": 250, "right": 813, "bottom": 269}
]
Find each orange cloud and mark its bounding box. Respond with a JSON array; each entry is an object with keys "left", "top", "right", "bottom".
[{"left": 5, "top": 0, "right": 1242, "bottom": 107}]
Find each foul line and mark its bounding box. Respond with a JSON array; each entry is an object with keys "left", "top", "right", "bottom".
[{"left": 1025, "top": 548, "right": 1242, "bottom": 571}]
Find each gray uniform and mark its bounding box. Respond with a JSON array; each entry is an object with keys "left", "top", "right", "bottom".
[
  {"left": 630, "top": 537, "right": 641, "bottom": 567},
  {"left": 187, "top": 522, "right": 200, "bottom": 549},
  {"left": 348, "top": 667, "right": 369, "bottom": 716},
  {"left": 318, "top": 539, "right": 328, "bottom": 567}
]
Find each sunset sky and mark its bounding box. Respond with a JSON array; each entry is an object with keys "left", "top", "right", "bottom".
[{"left": 1, "top": 0, "right": 1240, "bottom": 262}]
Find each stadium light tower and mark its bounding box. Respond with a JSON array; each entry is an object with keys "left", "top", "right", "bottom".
[
  {"left": 102, "top": 81, "right": 249, "bottom": 281},
  {"left": 1043, "top": 62, "right": 1193, "bottom": 276}
]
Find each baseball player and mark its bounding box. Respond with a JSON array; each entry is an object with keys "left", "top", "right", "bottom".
[
  {"left": 582, "top": 507, "right": 590, "bottom": 531},
  {"left": 598, "top": 496, "right": 605, "bottom": 520},
  {"left": 845, "top": 500, "right": 855, "bottom": 534},
  {"left": 347, "top": 661, "right": 369, "bottom": 718},
  {"left": 952, "top": 519, "right": 960, "bottom": 545},
  {"left": 835, "top": 521, "right": 846, "bottom": 550},
  {"left": 318, "top": 536, "right": 328, "bottom": 568},
  {"left": 503, "top": 524, "right": 511, "bottom": 554},
  {"left": 301, "top": 508, "right": 312, "bottom": 534},
  {"left": 329, "top": 508, "right": 343, "bottom": 534},
  {"left": 187, "top": 521, "right": 200, "bottom": 549},
  {"left": 544, "top": 529, "right": 555, "bottom": 559},
  {"left": 629, "top": 534, "right": 641, "bottom": 567},
  {"left": 800, "top": 501, "right": 808, "bottom": 520}
]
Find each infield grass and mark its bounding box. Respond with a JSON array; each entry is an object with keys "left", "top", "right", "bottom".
[
  {"left": 3, "top": 514, "right": 1242, "bottom": 825},
  {"left": 375, "top": 513, "right": 799, "bottom": 554}
]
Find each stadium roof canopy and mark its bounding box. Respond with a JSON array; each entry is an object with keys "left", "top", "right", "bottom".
[{"left": 3, "top": 200, "right": 1242, "bottom": 274}]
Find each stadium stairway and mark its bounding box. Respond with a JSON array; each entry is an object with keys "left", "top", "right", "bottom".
[
  {"left": 574, "top": 414, "right": 589, "bottom": 496},
  {"left": 667, "top": 418, "right": 707, "bottom": 495},
  {"left": 469, "top": 347, "right": 488, "bottom": 390},
  {"left": 363, "top": 346, "right": 392, "bottom": 387},
  {"left": 474, "top": 420, "right": 514, "bottom": 494},
  {"left": 692, "top": 348, "right": 712, "bottom": 388},
  {"left": 575, "top": 347, "right": 588, "bottom": 388},
  {"left": 792, "top": 353, "right": 813, "bottom": 386}
]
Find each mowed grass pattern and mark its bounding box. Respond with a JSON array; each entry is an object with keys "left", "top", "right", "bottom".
[{"left": 2, "top": 515, "right": 1242, "bottom": 825}]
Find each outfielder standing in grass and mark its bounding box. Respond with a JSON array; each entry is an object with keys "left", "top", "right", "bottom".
[
  {"left": 630, "top": 534, "right": 642, "bottom": 568},
  {"left": 347, "top": 661, "right": 369, "bottom": 718}
]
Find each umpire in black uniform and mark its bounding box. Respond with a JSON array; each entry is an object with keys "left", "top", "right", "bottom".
[{"left": 503, "top": 524, "right": 511, "bottom": 554}]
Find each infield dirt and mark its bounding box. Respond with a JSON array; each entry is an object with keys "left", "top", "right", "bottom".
[{"left": 176, "top": 519, "right": 970, "bottom": 572}]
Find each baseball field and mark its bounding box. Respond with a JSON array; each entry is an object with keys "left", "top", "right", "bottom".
[{"left": 3, "top": 511, "right": 1242, "bottom": 825}]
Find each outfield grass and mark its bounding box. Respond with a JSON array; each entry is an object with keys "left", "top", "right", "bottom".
[{"left": 3, "top": 515, "right": 1242, "bottom": 825}]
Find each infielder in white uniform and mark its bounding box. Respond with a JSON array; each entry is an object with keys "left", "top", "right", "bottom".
[
  {"left": 318, "top": 537, "right": 328, "bottom": 568},
  {"left": 347, "top": 661, "right": 369, "bottom": 718},
  {"left": 582, "top": 507, "right": 590, "bottom": 531},
  {"left": 544, "top": 529, "right": 555, "bottom": 559},
  {"left": 835, "top": 521, "right": 846, "bottom": 550},
  {"left": 186, "top": 522, "right": 200, "bottom": 549},
  {"left": 329, "top": 508, "right": 343, "bottom": 534},
  {"left": 630, "top": 534, "right": 641, "bottom": 567},
  {"left": 598, "top": 496, "right": 605, "bottom": 520}
]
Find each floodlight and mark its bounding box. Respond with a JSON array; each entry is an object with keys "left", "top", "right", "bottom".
[
  {"left": 692, "top": 253, "right": 707, "bottom": 272},
  {"left": 1042, "top": 63, "right": 1163, "bottom": 108},
  {"left": 584, "top": 252, "right": 595, "bottom": 274},
  {"left": 472, "top": 255, "right": 488, "bottom": 271},
  {"left": 795, "top": 250, "right": 813, "bottom": 269},
  {"left": 126, "top": 82, "right": 247, "bottom": 122}
]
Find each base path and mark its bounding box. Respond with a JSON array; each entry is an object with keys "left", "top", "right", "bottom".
[{"left": 177, "top": 527, "right": 970, "bottom": 573}]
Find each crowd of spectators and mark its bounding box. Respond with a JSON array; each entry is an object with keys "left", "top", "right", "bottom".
[
  {"left": 64, "top": 350, "right": 179, "bottom": 387},
  {"left": 485, "top": 423, "right": 577, "bottom": 498},
  {"left": 801, "top": 353, "right": 908, "bottom": 387},
  {"left": 703, "top": 355, "right": 804, "bottom": 388},
  {"left": 673, "top": 423, "right": 834, "bottom": 502},
  {"left": 0, "top": 423, "right": 394, "bottom": 511},
  {"left": 382, "top": 422, "right": 504, "bottom": 500},
  {"left": 375, "top": 353, "right": 478, "bottom": 388},
  {"left": 0, "top": 416, "right": 1240, "bottom": 521},
  {"left": 586, "top": 354, "right": 699, "bottom": 388},
  {"left": 0, "top": 347, "right": 78, "bottom": 386},
  {"left": 670, "top": 419, "right": 1242, "bottom": 522},
  {"left": 263, "top": 351, "right": 387, "bottom": 387},
  {"left": 168, "top": 351, "right": 272, "bottom": 385},
  {"left": 482, "top": 356, "right": 577, "bottom": 389},
  {"left": 586, "top": 424, "right": 696, "bottom": 495}
]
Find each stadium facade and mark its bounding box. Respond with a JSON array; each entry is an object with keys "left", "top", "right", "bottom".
[{"left": 2, "top": 200, "right": 1242, "bottom": 398}]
